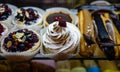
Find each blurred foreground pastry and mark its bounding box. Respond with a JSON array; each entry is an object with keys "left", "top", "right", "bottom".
[
  {"left": 56, "top": 60, "right": 70, "bottom": 72},
  {"left": 31, "top": 60, "right": 55, "bottom": 72},
  {"left": 83, "top": 60, "right": 101, "bottom": 72},
  {"left": 98, "top": 60, "right": 119, "bottom": 72},
  {"left": 70, "top": 60, "right": 86, "bottom": 72},
  {"left": 11, "top": 62, "right": 30, "bottom": 72},
  {"left": 0, "top": 60, "right": 11, "bottom": 72}
]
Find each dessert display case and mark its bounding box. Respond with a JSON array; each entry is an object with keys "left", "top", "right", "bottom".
[
  {"left": 0, "top": 0, "right": 120, "bottom": 72},
  {"left": 0, "top": 0, "right": 120, "bottom": 61}
]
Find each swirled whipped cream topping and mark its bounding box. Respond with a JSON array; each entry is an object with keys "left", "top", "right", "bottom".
[{"left": 43, "top": 21, "right": 81, "bottom": 53}]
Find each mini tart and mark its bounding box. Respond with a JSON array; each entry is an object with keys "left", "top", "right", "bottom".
[
  {"left": 0, "top": 3, "right": 17, "bottom": 23},
  {"left": 0, "top": 23, "right": 8, "bottom": 40},
  {"left": 43, "top": 7, "right": 75, "bottom": 26},
  {"left": 13, "top": 7, "right": 44, "bottom": 28},
  {"left": 1, "top": 29, "right": 41, "bottom": 53}
]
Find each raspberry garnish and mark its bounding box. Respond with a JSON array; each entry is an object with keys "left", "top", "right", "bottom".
[
  {"left": 53, "top": 16, "right": 67, "bottom": 27},
  {"left": 0, "top": 23, "right": 5, "bottom": 36}
]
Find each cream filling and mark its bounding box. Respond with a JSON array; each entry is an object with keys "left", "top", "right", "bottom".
[{"left": 43, "top": 21, "right": 81, "bottom": 53}]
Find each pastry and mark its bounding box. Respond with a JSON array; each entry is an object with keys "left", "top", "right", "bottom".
[
  {"left": 42, "top": 20, "right": 81, "bottom": 55},
  {"left": 0, "top": 23, "right": 8, "bottom": 40},
  {"left": 110, "top": 11, "right": 120, "bottom": 58},
  {"left": 0, "top": 60, "right": 11, "bottom": 72},
  {"left": 83, "top": 60, "right": 101, "bottom": 72},
  {"left": 1, "top": 28, "right": 41, "bottom": 61},
  {"left": 43, "top": 7, "right": 78, "bottom": 26},
  {"left": 12, "top": 7, "right": 44, "bottom": 28},
  {"left": 70, "top": 60, "right": 87, "bottom": 72},
  {"left": 12, "top": 63, "right": 30, "bottom": 72},
  {"left": 31, "top": 60, "right": 56, "bottom": 69},
  {"left": 78, "top": 9, "right": 105, "bottom": 58},
  {"left": 0, "top": 3, "right": 17, "bottom": 24},
  {"left": 92, "top": 9, "right": 119, "bottom": 59},
  {"left": 1, "top": 29, "right": 40, "bottom": 52},
  {"left": 31, "top": 61, "right": 55, "bottom": 72},
  {"left": 56, "top": 60, "right": 70, "bottom": 72},
  {"left": 98, "top": 60, "right": 119, "bottom": 72}
]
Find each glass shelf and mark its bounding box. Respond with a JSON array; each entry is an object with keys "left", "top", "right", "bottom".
[
  {"left": 0, "top": 55, "right": 120, "bottom": 60},
  {"left": 0, "top": 57, "right": 120, "bottom": 60},
  {"left": 0, "top": 0, "right": 120, "bottom": 61}
]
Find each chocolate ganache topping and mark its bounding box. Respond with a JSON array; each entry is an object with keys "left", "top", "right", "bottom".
[{"left": 46, "top": 12, "right": 72, "bottom": 24}]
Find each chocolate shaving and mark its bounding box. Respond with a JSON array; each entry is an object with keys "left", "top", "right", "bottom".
[
  {"left": 83, "top": 34, "right": 95, "bottom": 45},
  {"left": 99, "top": 41, "right": 120, "bottom": 47}
]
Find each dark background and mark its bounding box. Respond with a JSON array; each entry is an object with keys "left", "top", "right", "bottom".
[{"left": 0, "top": 0, "right": 120, "bottom": 9}]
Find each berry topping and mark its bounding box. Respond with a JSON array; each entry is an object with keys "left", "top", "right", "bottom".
[
  {"left": 3, "top": 29, "right": 39, "bottom": 52},
  {"left": 11, "top": 45, "right": 17, "bottom": 52},
  {"left": 18, "top": 43, "right": 25, "bottom": 48},
  {"left": 1, "top": 4, "right": 8, "bottom": 9},
  {"left": 27, "top": 37, "right": 33, "bottom": 42},
  {"left": 15, "top": 8, "right": 39, "bottom": 25},
  {"left": 47, "top": 12, "right": 72, "bottom": 24},
  {"left": 58, "top": 19, "right": 66, "bottom": 27},
  {"left": 25, "top": 31, "right": 31, "bottom": 35},
  {"left": 0, "top": 4, "right": 12, "bottom": 20},
  {"left": 0, "top": 23, "right": 5, "bottom": 37},
  {"left": 27, "top": 43, "right": 33, "bottom": 48},
  {"left": 32, "top": 33, "right": 39, "bottom": 42},
  {"left": 7, "top": 8, "right": 11, "bottom": 12},
  {"left": 14, "top": 41, "right": 18, "bottom": 46},
  {"left": 53, "top": 16, "right": 67, "bottom": 27},
  {"left": 54, "top": 16, "right": 62, "bottom": 21}
]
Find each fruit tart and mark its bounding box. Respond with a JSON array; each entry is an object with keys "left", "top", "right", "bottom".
[
  {"left": 0, "top": 23, "right": 8, "bottom": 40},
  {"left": 1, "top": 28, "right": 41, "bottom": 61},
  {"left": 12, "top": 7, "right": 45, "bottom": 28},
  {"left": 0, "top": 3, "right": 17, "bottom": 24},
  {"left": 43, "top": 7, "right": 78, "bottom": 26}
]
